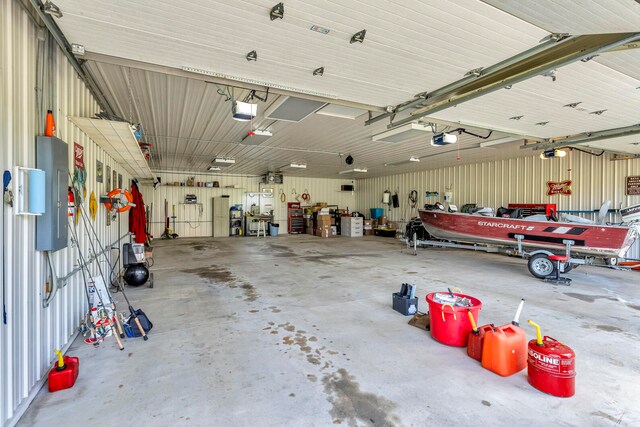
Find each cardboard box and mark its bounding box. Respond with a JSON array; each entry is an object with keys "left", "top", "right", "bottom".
[
  {"left": 316, "top": 224, "right": 331, "bottom": 238},
  {"left": 317, "top": 214, "right": 331, "bottom": 225},
  {"left": 364, "top": 229, "right": 374, "bottom": 236},
  {"left": 378, "top": 216, "right": 388, "bottom": 226}
]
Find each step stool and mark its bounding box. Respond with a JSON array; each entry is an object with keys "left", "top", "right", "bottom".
[
  {"left": 544, "top": 255, "right": 572, "bottom": 285},
  {"left": 256, "top": 220, "right": 267, "bottom": 238}
]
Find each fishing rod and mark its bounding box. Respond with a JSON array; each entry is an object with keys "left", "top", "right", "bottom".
[
  {"left": 73, "top": 181, "right": 148, "bottom": 340},
  {"left": 68, "top": 216, "right": 124, "bottom": 350}
]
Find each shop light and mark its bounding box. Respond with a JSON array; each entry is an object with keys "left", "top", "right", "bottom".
[{"left": 339, "top": 168, "right": 367, "bottom": 175}]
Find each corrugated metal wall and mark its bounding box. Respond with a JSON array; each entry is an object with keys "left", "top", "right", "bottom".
[
  {"left": 141, "top": 172, "right": 356, "bottom": 237},
  {"left": 355, "top": 151, "right": 640, "bottom": 258},
  {"left": 1, "top": 2, "right": 131, "bottom": 425}
]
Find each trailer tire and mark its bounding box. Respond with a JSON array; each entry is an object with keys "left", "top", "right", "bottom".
[{"left": 528, "top": 253, "right": 557, "bottom": 279}]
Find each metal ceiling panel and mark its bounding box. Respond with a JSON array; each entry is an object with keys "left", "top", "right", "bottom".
[
  {"left": 85, "top": 58, "right": 525, "bottom": 177},
  {"left": 54, "top": 0, "right": 547, "bottom": 106},
  {"left": 429, "top": 60, "right": 640, "bottom": 138},
  {"left": 579, "top": 134, "right": 640, "bottom": 154},
  {"left": 595, "top": 50, "right": 640, "bottom": 81},
  {"left": 483, "top": 0, "right": 640, "bottom": 35}
]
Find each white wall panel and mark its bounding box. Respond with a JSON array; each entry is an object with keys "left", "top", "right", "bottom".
[
  {"left": 141, "top": 172, "right": 356, "bottom": 238},
  {"left": 0, "top": 2, "right": 132, "bottom": 425},
  {"left": 355, "top": 151, "right": 640, "bottom": 257}
]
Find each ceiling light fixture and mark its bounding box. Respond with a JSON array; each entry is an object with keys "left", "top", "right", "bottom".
[
  {"left": 208, "top": 166, "right": 221, "bottom": 171},
  {"left": 590, "top": 109, "right": 607, "bottom": 115},
  {"left": 242, "top": 129, "right": 272, "bottom": 145},
  {"left": 211, "top": 158, "right": 236, "bottom": 168},
  {"left": 313, "top": 67, "right": 324, "bottom": 76},
  {"left": 372, "top": 122, "right": 431, "bottom": 143},
  {"left": 509, "top": 115, "right": 524, "bottom": 120},
  {"left": 270, "top": 2, "right": 284, "bottom": 20},
  {"left": 535, "top": 121, "right": 550, "bottom": 126},
  {"left": 564, "top": 102, "right": 582, "bottom": 108},
  {"left": 350, "top": 29, "right": 366, "bottom": 44},
  {"left": 540, "top": 148, "right": 567, "bottom": 159},
  {"left": 281, "top": 163, "right": 307, "bottom": 170},
  {"left": 42, "top": 0, "right": 62, "bottom": 18},
  {"left": 384, "top": 157, "right": 421, "bottom": 167},
  {"left": 339, "top": 168, "right": 367, "bottom": 175}
]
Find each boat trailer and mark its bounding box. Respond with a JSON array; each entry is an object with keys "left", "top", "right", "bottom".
[{"left": 405, "top": 232, "right": 633, "bottom": 279}]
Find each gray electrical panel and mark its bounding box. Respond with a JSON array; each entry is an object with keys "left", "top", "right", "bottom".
[{"left": 36, "top": 136, "right": 69, "bottom": 251}]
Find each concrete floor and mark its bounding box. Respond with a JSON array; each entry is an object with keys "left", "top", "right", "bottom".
[{"left": 19, "top": 235, "right": 640, "bottom": 426}]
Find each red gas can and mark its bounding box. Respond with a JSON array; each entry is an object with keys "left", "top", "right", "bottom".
[
  {"left": 48, "top": 350, "right": 79, "bottom": 392},
  {"left": 466, "top": 309, "right": 493, "bottom": 362},
  {"left": 527, "top": 321, "right": 575, "bottom": 398}
]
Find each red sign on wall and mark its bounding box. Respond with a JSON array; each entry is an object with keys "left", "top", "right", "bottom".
[
  {"left": 547, "top": 180, "right": 572, "bottom": 196},
  {"left": 73, "top": 142, "right": 84, "bottom": 170}
]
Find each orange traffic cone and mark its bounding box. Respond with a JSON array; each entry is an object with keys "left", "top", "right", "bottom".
[{"left": 45, "top": 110, "right": 56, "bottom": 137}]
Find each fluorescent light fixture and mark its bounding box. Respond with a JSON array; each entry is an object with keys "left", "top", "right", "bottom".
[
  {"left": 339, "top": 168, "right": 367, "bottom": 175},
  {"left": 280, "top": 163, "right": 307, "bottom": 171},
  {"left": 212, "top": 158, "right": 236, "bottom": 168},
  {"left": 385, "top": 156, "right": 421, "bottom": 167},
  {"left": 208, "top": 166, "right": 221, "bottom": 171},
  {"left": 264, "top": 96, "right": 326, "bottom": 122},
  {"left": 182, "top": 66, "right": 338, "bottom": 99},
  {"left": 242, "top": 129, "right": 272, "bottom": 145},
  {"left": 372, "top": 123, "right": 431, "bottom": 143},
  {"left": 540, "top": 148, "right": 567, "bottom": 159}
]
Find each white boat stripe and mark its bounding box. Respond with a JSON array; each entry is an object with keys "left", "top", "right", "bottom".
[{"left": 552, "top": 227, "right": 572, "bottom": 234}]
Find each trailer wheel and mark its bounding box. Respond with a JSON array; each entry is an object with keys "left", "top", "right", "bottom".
[{"left": 528, "top": 253, "right": 556, "bottom": 279}]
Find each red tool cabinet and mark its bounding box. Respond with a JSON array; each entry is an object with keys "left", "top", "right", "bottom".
[{"left": 288, "top": 202, "right": 304, "bottom": 234}]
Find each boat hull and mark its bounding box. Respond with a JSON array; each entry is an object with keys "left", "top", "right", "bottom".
[{"left": 418, "top": 210, "right": 638, "bottom": 258}]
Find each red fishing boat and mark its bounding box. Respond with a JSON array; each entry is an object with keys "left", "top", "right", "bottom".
[{"left": 418, "top": 210, "right": 638, "bottom": 258}]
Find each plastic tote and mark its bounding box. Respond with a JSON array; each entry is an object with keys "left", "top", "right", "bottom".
[
  {"left": 370, "top": 208, "right": 383, "bottom": 219},
  {"left": 269, "top": 222, "right": 279, "bottom": 237},
  {"left": 426, "top": 292, "right": 482, "bottom": 346}
]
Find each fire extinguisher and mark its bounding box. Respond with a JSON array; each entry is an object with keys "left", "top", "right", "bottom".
[{"left": 68, "top": 187, "right": 75, "bottom": 217}]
